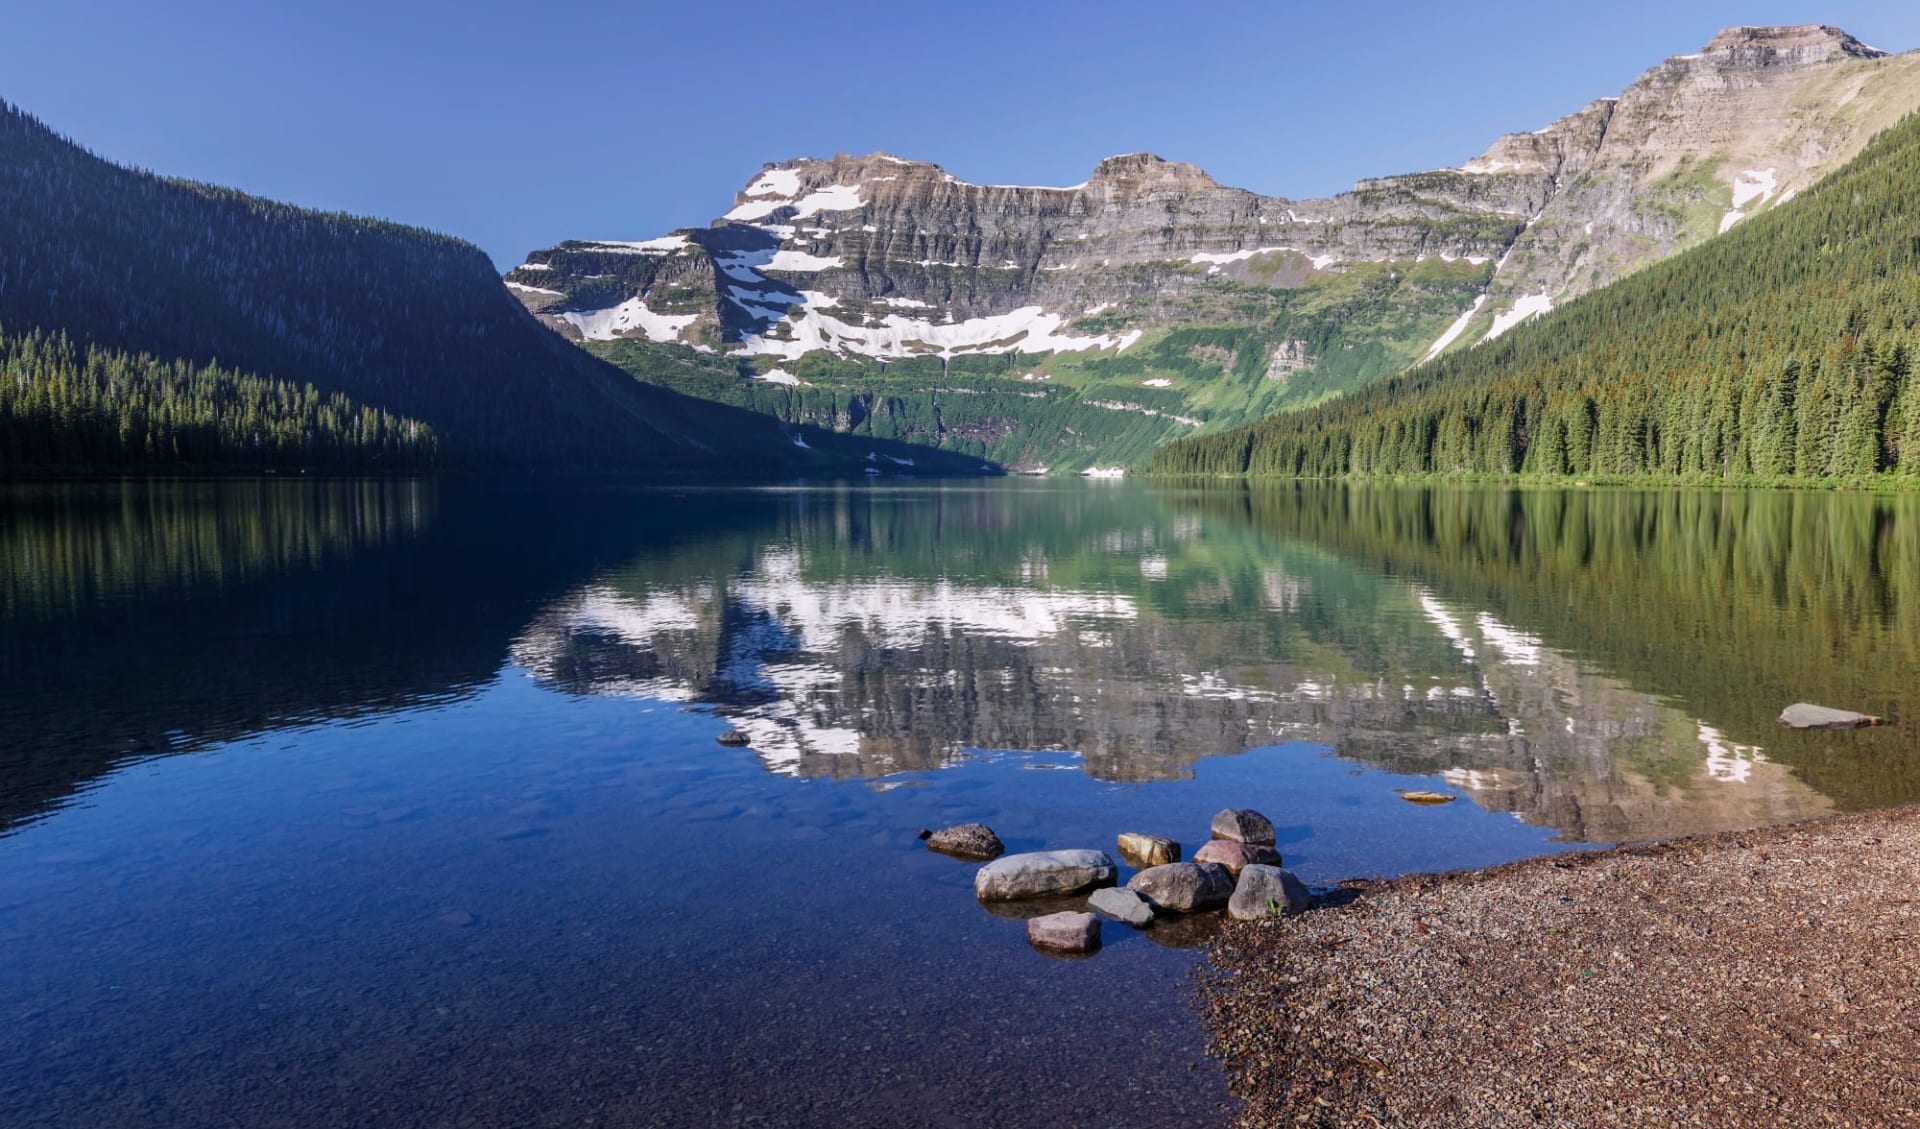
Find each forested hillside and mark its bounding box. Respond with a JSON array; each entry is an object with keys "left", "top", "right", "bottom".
[
  {"left": 1150, "top": 113, "right": 1920, "bottom": 482},
  {"left": 0, "top": 327, "right": 436, "bottom": 471},
  {"left": 0, "top": 100, "right": 920, "bottom": 473}
]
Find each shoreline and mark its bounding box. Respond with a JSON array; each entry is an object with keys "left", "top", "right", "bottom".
[{"left": 1201, "top": 805, "right": 1920, "bottom": 1127}]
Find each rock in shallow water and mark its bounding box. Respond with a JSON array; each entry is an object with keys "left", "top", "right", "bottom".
[
  {"left": 925, "top": 823, "right": 1005, "bottom": 860},
  {"left": 1228, "top": 864, "right": 1311, "bottom": 920},
  {"left": 1027, "top": 911, "right": 1101, "bottom": 954},
  {"left": 1779, "top": 703, "right": 1884, "bottom": 730},
  {"left": 974, "top": 850, "right": 1118, "bottom": 901},
  {"left": 1128, "top": 862, "right": 1234, "bottom": 914},
  {"left": 1087, "top": 886, "right": 1156, "bottom": 927},
  {"left": 1210, "top": 808, "right": 1276, "bottom": 845},
  {"left": 1116, "top": 832, "right": 1181, "bottom": 867},
  {"left": 715, "top": 728, "right": 752, "bottom": 747},
  {"left": 1193, "top": 839, "right": 1282, "bottom": 876}
]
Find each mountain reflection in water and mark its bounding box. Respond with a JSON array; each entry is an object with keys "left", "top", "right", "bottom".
[{"left": 5, "top": 480, "right": 1914, "bottom": 845}]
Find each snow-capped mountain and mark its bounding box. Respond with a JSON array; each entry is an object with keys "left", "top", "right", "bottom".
[{"left": 508, "top": 25, "right": 1920, "bottom": 471}]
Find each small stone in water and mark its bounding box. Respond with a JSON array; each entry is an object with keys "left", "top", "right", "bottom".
[
  {"left": 1027, "top": 911, "right": 1101, "bottom": 954},
  {"left": 715, "top": 729, "right": 752, "bottom": 747},
  {"left": 1116, "top": 832, "right": 1181, "bottom": 867},
  {"left": 1088, "top": 886, "right": 1156, "bottom": 928},
  {"left": 925, "top": 823, "right": 1005, "bottom": 860}
]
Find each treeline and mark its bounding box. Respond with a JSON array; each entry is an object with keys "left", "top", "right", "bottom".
[
  {"left": 0, "top": 327, "right": 436, "bottom": 472},
  {"left": 0, "top": 99, "right": 783, "bottom": 470},
  {"left": 1150, "top": 111, "right": 1920, "bottom": 482}
]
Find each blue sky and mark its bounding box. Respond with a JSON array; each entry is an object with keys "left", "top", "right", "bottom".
[{"left": 6, "top": 2, "right": 1917, "bottom": 269}]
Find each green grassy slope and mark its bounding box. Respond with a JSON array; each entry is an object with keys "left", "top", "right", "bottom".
[{"left": 595, "top": 257, "right": 1488, "bottom": 472}]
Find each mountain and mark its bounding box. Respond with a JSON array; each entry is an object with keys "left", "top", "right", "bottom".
[
  {"left": 1149, "top": 99, "right": 1920, "bottom": 481},
  {"left": 511, "top": 25, "right": 1920, "bottom": 472},
  {"left": 0, "top": 100, "right": 978, "bottom": 474}
]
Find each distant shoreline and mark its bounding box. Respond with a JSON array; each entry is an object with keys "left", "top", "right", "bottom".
[{"left": 1203, "top": 804, "right": 1920, "bottom": 1127}]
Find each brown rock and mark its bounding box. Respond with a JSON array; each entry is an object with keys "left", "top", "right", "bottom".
[
  {"left": 1026, "top": 911, "right": 1101, "bottom": 954},
  {"left": 1193, "top": 839, "right": 1282, "bottom": 876},
  {"left": 925, "top": 823, "right": 1004, "bottom": 860},
  {"left": 1210, "top": 808, "right": 1276, "bottom": 845},
  {"left": 1116, "top": 832, "right": 1181, "bottom": 868},
  {"left": 1127, "top": 862, "right": 1234, "bottom": 914}
]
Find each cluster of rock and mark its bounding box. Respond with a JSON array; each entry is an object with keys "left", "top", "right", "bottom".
[{"left": 933, "top": 807, "right": 1311, "bottom": 955}]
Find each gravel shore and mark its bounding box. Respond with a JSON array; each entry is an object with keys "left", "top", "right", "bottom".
[{"left": 1201, "top": 806, "right": 1920, "bottom": 1127}]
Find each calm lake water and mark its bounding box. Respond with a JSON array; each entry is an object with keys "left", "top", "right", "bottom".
[{"left": 3, "top": 478, "right": 1916, "bottom": 1127}]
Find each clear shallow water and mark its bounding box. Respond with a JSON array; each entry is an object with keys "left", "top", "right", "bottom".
[{"left": 2, "top": 478, "right": 1916, "bottom": 1126}]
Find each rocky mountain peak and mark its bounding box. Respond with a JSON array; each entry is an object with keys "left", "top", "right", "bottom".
[
  {"left": 1696, "top": 25, "right": 1887, "bottom": 67},
  {"left": 1087, "top": 152, "right": 1217, "bottom": 192}
]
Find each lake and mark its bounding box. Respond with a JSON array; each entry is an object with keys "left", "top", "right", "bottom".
[{"left": 2, "top": 478, "right": 1915, "bottom": 1127}]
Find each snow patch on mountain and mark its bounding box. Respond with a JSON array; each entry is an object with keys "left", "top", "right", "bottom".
[
  {"left": 1423, "top": 294, "right": 1490, "bottom": 361},
  {"left": 562, "top": 298, "right": 699, "bottom": 343},
  {"left": 1190, "top": 246, "right": 1339, "bottom": 271},
  {"left": 1484, "top": 294, "right": 1554, "bottom": 342},
  {"left": 765, "top": 250, "right": 845, "bottom": 271},
  {"left": 723, "top": 185, "right": 866, "bottom": 223},
  {"left": 580, "top": 236, "right": 689, "bottom": 255},
  {"left": 1720, "top": 168, "right": 1780, "bottom": 233},
  {"left": 736, "top": 304, "right": 1143, "bottom": 361},
  {"left": 746, "top": 169, "right": 803, "bottom": 197}
]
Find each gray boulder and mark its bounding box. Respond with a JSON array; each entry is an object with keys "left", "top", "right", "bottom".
[
  {"left": 925, "top": 823, "right": 1005, "bottom": 860},
  {"left": 1087, "top": 886, "right": 1156, "bottom": 928},
  {"left": 1210, "top": 808, "right": 1276, "bottom": 845},
  {"left": 1116, "top": 832, "right": 1181, "bottom": 867},
  {"left": 1027, "top": 911, "right": 1101, "bottom": 954},
  {"left": 975, "top": 850, "right": 1118, "bottom": 901},
  {"left": 1127, "top": 862, "right": 1234, "bottom": 914},
  {"left": 1229, "top": 865, "right": 1311, "bottom": 920},
  {"left": 715, "top": 728, "right": 752, "bottom": 747},
  {"left": 1779, "top": 703, "right": 1884, "bottom": 730}
]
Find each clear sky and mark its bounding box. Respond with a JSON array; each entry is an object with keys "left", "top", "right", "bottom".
[{"left": 6, "top": 1, "right": 1918, "bottom": 270}]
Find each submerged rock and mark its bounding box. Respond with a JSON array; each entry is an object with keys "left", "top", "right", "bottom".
[
  {"left": 1027, "top": 911, "right": 1102, "bottom": 954},
  {"left": 1116, "top": 832, "right": 1181, "bottom": 867},
  {"left": 1128, "top": 862, "right": 1234, "bottom": 914},
  {"left": 925, "top": 823, "right": 1005, "bottom": 860},
  {"left": 1194, "top": 839, "right": 1283, "bottom": 876},
  {"left": 975, "top": 850, "right": 1118, "bottom": 901},
  {"left": 1088, "top": 886, "right": 1156, "bottom": 928},
  {"left": 1780, "top": 703, "right": 1884, "bottom": 730},
  {"left": 1229, "top": 865, "right": 1311, "bottom": 920},
  {"left": 715, "top": 728, "right": 752, "bottom": 747},
  {"left": 1210, "top": 808, "right": 1276, "bottom": 845}
]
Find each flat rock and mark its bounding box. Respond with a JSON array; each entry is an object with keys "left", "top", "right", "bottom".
[
  {"left": 1128, "top": 861, "right": 1235, "bottom": 914},
  {"left": 925, "top": 823, "right": 1005, "bottom": 860},
  {"left": 1780, "top": 703, "right": 1884, "bottom": 730},
  {"left": 1116, "top": 832, "right": 1181, "bottom": 867},
  {"left": 975, "top": 850, "right": 1118, "bottom": 901},
  {"left": 1229, "top": 864, "right": 1311, "bottom": 920},
  {"left": 1194, "top": 839, "right": 1283, "bottom": 876},
  {"left": 1087, "top": 886, "right": 1156, "bottom": 928},
  {"left": 715, "top": 728, "right": 752, "bottom": 747},
  {"left": 1211, "top": 808, "right": 1276, "bottom": 845},
  {"left": 1027, "top": 911, "right": 1102, "bottom": 954}
]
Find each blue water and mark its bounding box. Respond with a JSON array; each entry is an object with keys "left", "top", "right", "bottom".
[{"left": 5, "top": 477, "right": 1903, "bottom": 1127}]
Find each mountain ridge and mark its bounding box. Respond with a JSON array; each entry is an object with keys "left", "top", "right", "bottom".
[{"left": 509, "top": 25, "right": 1920, "bottom": 472}]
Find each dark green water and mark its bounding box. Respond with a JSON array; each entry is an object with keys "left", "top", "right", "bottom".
[{"left": 1, "top": 479, "right": 1914, "bottom": 1126}]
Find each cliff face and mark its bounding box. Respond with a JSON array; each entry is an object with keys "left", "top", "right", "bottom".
[{"left": 508, "top": 25, "right": 1920, "bottom": 468}]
